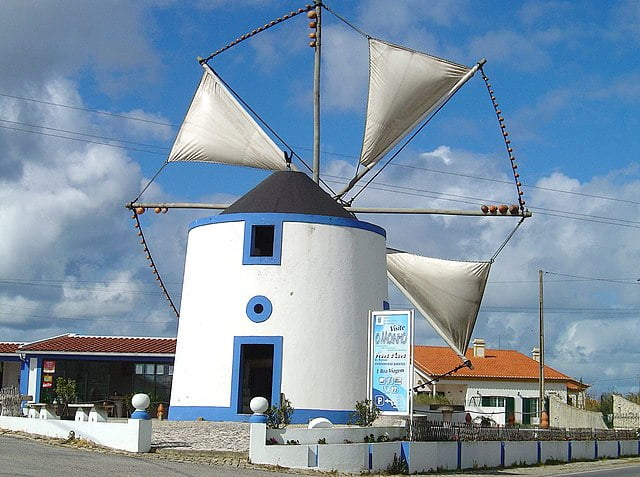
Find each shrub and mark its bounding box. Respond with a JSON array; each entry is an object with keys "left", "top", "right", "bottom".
[
  {"left": 266, "top": 398, "right": 293, "bottom": 429},
  {"left": 54, "top": 377, "right": 77, "bottom": 418},
  {"left": 386, "top": 453, "right": 408, "bottom": 474},
  {"left": 349, "top": 399, "right": 380, "bottom": 427}
]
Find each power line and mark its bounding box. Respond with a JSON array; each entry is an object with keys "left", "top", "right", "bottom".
[
  {"left": 0, "top": 118, "right": 169, "bottom": 151},
  {"left": 0, "top": 92, "right": 176, "bottom": 128},
  {"left": 1, "top": 104, "right": 638, "bottom": 226},
  {"left": 390, "top": 163, "right": 640, "bottom": 206},
  {"left": 0, "top": 280, "right": 176, "bottom": 296},
  {"left": 479, "top": 307, "right": 639, "bottom": 315},
  {"left": 0, "top": 123, "right": 167, "bottom": 156},
  {"left": 323, "top": 176, "right": 640, "bottom": 228},
  {"left": 544, "top": 271, "right": 640, "bottom": 285},
  {"left": 0, "top": 93, "right": 636, "bottom": 208},
  {"left": 0, "top": 310, "right": 174, "bottom": 326},
  {"left": 296, "top": 146, "right": 640, "bottom": 207}
]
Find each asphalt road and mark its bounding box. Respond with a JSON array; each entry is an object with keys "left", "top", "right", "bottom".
[
  {"left": 3, "top": 433, "right": 640, "bottom": 476},
  {"left": 0, "top": 435, "right": 292, "bottom": 477}
]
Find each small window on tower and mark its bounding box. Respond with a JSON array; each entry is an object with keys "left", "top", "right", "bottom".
[{"left": 251, "top": 225, "right": 275, "bottom": 257}]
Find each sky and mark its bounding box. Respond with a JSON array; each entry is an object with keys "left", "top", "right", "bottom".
[{"left": 1, "top": 1, "right": 639, "bottom": 397}]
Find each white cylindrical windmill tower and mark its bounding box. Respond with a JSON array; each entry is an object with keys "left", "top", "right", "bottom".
[{"left": 169, "top": 171, "right": 388, "bottom": 423}]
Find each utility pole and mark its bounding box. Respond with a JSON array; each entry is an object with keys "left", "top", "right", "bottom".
[
  {"left": 539, "top": 269, "right": 546, "bottom": 426},
  {"left": 312, "top": 0, "right": 322, "bottom": 183}
]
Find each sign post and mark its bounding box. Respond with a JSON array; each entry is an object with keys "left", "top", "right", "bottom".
[{"left": 369, "top": 310, "right": 414, "bottom": 422}]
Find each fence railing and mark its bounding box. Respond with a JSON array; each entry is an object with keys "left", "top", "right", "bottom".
[
  {"left": 0, "top": 387, "right": 23, "bottom": 417},
  {"left": 408, "top": 419, "right": 638, "bottom": 442}
]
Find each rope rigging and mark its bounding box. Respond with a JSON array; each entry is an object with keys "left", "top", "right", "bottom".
[{"left": 125, "top": 1, "right": 531, "bottom": 316}]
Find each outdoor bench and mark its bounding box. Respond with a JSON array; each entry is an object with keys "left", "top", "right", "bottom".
[
  {"left": 68, "top": 403, "right": 115, "bottom": 422},
  {"left": 25, "top": 402, "right": 59, "bottom": 420}
]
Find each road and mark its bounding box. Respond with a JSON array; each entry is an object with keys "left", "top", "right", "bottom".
[
  {"left": 0, "top": 435, "right": 293, "bottom": 477},
  {"left": 3, "top": 433, "right": 640, "bottom": 476}
]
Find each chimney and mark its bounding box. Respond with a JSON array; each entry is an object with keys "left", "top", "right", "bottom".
[
  {"left": 472, "top": 338, "right": 486, "bottom": 358},
  {"left": 531, "top": 347, "right": 540, "bottom": 362}
]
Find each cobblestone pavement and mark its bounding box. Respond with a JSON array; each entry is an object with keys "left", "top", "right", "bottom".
[{"left": 152, "top": 419, "right": 250, "bottom": 452}]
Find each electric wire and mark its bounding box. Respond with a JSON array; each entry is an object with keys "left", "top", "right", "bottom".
[
  {"left": 3, "top": 114, "right": 637, "bottom": 226},
  {"left": 0, "top": 123, "right": 167, "bottom": 156},
  {"left": 0, "top": 310, "right": 174, "bottom": 327},
  {"left": 0, "top": 92, "right": 175, "bottom": 127},
  {"left": 0, "top": 118, "right": 169, "bottom": 151},
  {"left": 1, "top": 113, "right": 637, "bottom": 208}
]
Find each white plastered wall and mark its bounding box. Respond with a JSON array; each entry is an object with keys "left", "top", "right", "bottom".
[{"left": 171, "top": 218, "right": 388, "bottom": 412}]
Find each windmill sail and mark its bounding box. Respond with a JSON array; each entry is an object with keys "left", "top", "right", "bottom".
[
  {"left": 386, "top": 249, "right": 491, "bottom": 362},
  {"left": 337, "top": 39, "right": 482, "bottom": 197},
  {"left": 168, "top": 64, "right": 287, "bottom": 171}
]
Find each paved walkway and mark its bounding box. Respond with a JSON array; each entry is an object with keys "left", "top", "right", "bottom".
[{"left": 152, "top": 420, "right": 250, "bottom": 453}]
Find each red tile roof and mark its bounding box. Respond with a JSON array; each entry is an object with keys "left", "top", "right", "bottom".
[
  {"left": 0, "top": 342, "right": 22, "bottom": 354},
  {"left": 19, "top": 334, "right": 176, "bottom": 355},
  {"left": 414, "top": 345, "right": 586, "bottom": 389}
]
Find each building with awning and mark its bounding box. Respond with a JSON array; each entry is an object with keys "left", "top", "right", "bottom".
[{"left": 7, "top": 333, "right": 175, "bottom": 417}]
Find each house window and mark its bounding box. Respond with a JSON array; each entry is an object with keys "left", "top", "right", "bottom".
[
  {"left": 481, "top": 396, "right": 506, "bottom": 407},
  {"left": 251, "top": 225, "right": 275, "bottom": 257}
]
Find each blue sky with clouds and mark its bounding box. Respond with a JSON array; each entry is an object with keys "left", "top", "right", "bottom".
[{"left": 1, "top": 1, "right": 639, "bottom": 396}]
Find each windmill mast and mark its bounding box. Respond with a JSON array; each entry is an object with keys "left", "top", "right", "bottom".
[{"left": 311, "top": 1, "right": 322, "bottom": 183}]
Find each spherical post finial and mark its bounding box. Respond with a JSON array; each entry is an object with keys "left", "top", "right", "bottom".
[
  {"left": 249, "top": 396, "right": 269, "bottom": 423},
  {"left": 131, "top": 393, "right": 151, "bottom": 420}
]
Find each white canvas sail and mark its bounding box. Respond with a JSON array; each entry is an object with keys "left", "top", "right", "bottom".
[
  {"left": 335, "top": 39, "right": 482, "bottom": 198},
  {"left": 386, "top": 249, "right": 491, "bottom": 362},
  {"left": 168, "top": 64, "right": 287, "bottom": 171},
  {"left": 361, "top": 39, "right": 475, "bottom": 169}
]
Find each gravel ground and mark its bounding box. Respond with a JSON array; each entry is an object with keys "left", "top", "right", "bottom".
[{"left": 152, "top": 419, "right": 250, "bottom": 452}]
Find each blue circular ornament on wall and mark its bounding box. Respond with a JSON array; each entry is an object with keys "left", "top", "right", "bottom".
[{"left": 246, "top": 295, "right": 272, "bottom": 322}]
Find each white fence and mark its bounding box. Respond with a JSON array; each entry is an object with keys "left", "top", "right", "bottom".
[
  {"left": 0, "top": 416, "right": 152, "bottom": 453},
  {"left": 249, "top": 421, "right": 640, "bottom": 473}
]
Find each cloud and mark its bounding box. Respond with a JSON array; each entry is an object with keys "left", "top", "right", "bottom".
[
  {"left": 0, "top": 1, "right": 160, "bottom": 96},
  {"left": 320, "top": 25, "right": 369, "bottom": 112},
  {"left": 324, "top": 143, "right": 639, "bottom": 394},
  {"left": 0, "top": 74, "right": 184, "bottom": 340}
]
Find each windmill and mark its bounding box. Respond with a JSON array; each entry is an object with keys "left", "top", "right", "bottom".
[{"left": 126, "top": 3, "right": 531, "bottom": 422}]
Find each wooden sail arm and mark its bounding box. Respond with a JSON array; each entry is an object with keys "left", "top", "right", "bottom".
[{"left": 126, "top": 202, "right": 531, "bottom": 218}]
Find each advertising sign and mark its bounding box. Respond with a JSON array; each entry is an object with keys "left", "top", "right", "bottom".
[
  {"left": 42, "top": 374, "right": 53, "bottom": 388},
  {"left": 369, "top": 310, "right": 413, "bottom": 415},
  {"left": 43, "top": 360, "right": 56, "bottom": 373}
]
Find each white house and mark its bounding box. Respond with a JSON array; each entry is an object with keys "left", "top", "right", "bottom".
[
  {"left": 413, "top": 338, "right": 588, "bottom": 426},
  {"left": 169, "top": 171, "right": 389, "bottom": 423}
]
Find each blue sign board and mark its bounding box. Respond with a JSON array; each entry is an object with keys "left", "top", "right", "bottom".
[{"left": 369, "top": 310, "right": 413, "bottom": 415}]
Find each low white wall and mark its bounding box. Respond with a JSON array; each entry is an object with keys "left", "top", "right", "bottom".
[
  {"left": 267, "top": 425, "right": 405, "bottom": 445},
  {"left": 0, "top": 417, "right": 151, "bottom": 453},
  {"left": 621, "top": 440, "right": 639, "bottom": 456},
  {"left": 503, "top": 441, "right": 538, "bottom": 467},
  {"left": 404, "top": 442, "right": 457, "bottom": 473},
  {"left": 250, "top": 422, "right": 640, "bottom": 473},
  {"left": 570, "top": 440, "right": 594, "bottom": 460},
  {"left": 540, "top": 441, "right": 566, "bottom": 462},
  {"left": 597, "top": 440, "right": 619, "bottom": 458},
  {"left": 462, "top": 441, "right": 502, "bottom": 469}
]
